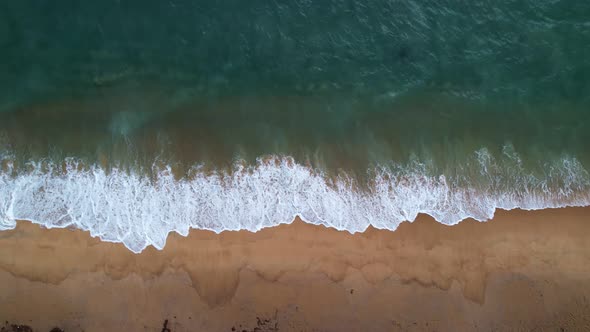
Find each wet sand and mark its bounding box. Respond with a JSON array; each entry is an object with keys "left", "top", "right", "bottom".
[{"left": 0, "top": 207, "right": 589, "bottom": 331}]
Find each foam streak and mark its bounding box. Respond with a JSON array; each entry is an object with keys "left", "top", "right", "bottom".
[{"left": 1, "top": 151, "right": 589, "bottom": 253}]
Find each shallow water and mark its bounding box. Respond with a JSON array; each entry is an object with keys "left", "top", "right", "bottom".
[{"left": 1, "top": 1, "right": 589, "bottom": 251}]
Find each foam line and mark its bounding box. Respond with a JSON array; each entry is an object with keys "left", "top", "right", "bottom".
[{"left": 1, "top": 149, "right": 589, "bottom": 253}]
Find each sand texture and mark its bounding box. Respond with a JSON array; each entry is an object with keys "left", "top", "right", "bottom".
[{"left": 0, "top": 207, "right": 589, "bottom": 331}]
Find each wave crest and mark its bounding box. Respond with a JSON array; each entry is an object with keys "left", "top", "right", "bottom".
[{"left": 1, "top": 149, "right": 589, "bottom": 253}]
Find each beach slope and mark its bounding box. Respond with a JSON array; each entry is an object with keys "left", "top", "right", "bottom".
[{"left": 0, "top": 207, "right": 589, "bottom": 331}]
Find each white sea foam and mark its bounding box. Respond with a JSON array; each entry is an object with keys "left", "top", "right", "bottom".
[{"left": 0, "top": 148, "right": 589, "bottom": 253}]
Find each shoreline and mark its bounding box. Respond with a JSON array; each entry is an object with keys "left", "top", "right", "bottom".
[
  {"left": 0, "top": 207, "right": 589, "bottom": 331},
  {"left": 3, "top": 153, "right": 589, "bottom": 253}
]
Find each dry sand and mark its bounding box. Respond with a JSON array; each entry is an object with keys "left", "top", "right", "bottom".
[{"left": 0, "top": 207, "right": 589, "bottom": 331}]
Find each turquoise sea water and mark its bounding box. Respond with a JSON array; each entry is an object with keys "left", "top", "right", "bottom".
[{"left": 1, "top": 1, "right": 589, "bottom": 252}]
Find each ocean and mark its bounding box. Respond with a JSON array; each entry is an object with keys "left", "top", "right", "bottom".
[{"left": 1, "top": 1, "right": 589, "bottom": 252}]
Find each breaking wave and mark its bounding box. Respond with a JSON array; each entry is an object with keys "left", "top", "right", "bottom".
[{"left": 1, "top": 147, "right": 589, "bottom": 253}]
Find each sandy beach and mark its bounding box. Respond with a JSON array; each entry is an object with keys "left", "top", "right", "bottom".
[
  {"left": 0, "top": 207, "right": 589, "bottom": 331},
  {"left": 3, "top": 1, "right": 590, "bottom": 331}
]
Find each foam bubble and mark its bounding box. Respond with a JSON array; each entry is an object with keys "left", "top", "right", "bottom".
[{"left": 0, "top": 150, "right": 589, "bottom": 253}]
